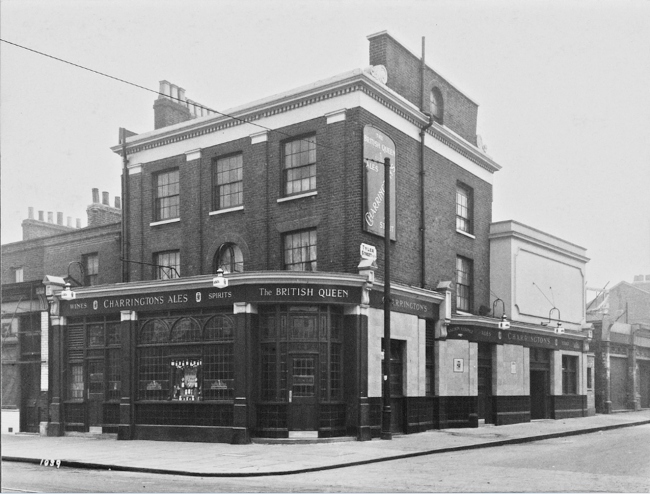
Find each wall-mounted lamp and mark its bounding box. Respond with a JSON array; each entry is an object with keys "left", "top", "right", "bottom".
[
  {"left": 212, "top": 268, "right": 228, "bottom": 289},
  {"left": 541, "top": 307, "right": 564, "bottom": 333},
  {"left": 60, "top": 283, "right": 76, "bottom": 300},
  {"left": 493, "top": 299, "right": 510, "bottom": 329}
]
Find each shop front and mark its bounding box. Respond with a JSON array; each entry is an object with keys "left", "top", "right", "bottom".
[
  {"left": 47, "top": 273, "right": 387, "bottom": 443},
  {"left": 45, "top": 271, "right": 449, "bottom": 443},
  {"left": 445, "top": 319, "right": 588, "bottom": 426}
]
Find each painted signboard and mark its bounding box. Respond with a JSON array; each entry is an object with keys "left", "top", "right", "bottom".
[
  {"left": 447, "top": 325, "right": 585, "bottom": 352},
  {"left": 61, "top": 284, "right": 362, "bottom": 316},
  {"left": 363, "top": 125, "right": 396, "bottom": 240},
  {"left": 368, "top": 289, "right": 436, "bottom": 319}
]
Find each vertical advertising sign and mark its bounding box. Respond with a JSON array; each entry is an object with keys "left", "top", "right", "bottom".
[{"left": 363, "top": 126, "right": 396, "bottom": 240}]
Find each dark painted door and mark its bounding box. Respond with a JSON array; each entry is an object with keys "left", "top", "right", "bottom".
[
  {"left": 610, "top": 357, "right": 628, "bottom": 411},
  {"left": 20, "top": 360, "right": 41, "bottom": 433},
  {"left": 530, "top": 370, "right": 549, "bottom": 419},
  {"left": 87, "top": 359, "right": 104, "bottom": 428},
  {"left": 289, "top": 354, "right": 318, "bottom": 431},
  {"left": 477, "top": 343, "right": 493, "bottom": 423},
  {"left": 639, "top": 361, "right": 650, "bottom": 409}
]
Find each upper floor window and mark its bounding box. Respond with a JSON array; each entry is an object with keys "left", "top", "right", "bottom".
[
  {"left": 283, "top": 136, "right": 316, "bottom": 196},
  {"left": 212, "top": 154, "right": 243, "bottom": 210},
  {"left": 14, "top": 267, "right": 24, "bottom": 283},
  {"left": 213, "top": 243, "right": 244, "bottom": 273},
  {"left": 284, "top": 229, "right": 317, "bottom": 271},
  {"left": 430, "top": 87, "right": 443, "bottom": 122},
  {"left": 456, "top": 183, "right": 473, "bottom": 234},
  {"left": 154, "top": 169, "right": 180, "bottom": 221},
  {"left": 456, "top": 256, "right": 473, "bottom": 312},
  {"left": 154, "top": 250, "right": 180, "bottom": 280},
  {"left": 83, "top": 253, "right": 99, "bottom": 286}
]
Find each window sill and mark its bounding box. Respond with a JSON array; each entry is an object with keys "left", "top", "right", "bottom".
[
  {"left": 209, "top": 205, "right": 244, "bottom": 216},
  {"left": 150, "top": 218, "right": 180, "bottom": 227},
  {"left": 277, "top": 190, "right": 317, "bottom": 203},
  {"left": 456, "top": 229, "right": 475, "bottom": 239}
]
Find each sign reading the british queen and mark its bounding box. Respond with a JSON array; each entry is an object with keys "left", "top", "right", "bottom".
[{"left": 363, "top": 126, "right": 396, "bottom": 240}]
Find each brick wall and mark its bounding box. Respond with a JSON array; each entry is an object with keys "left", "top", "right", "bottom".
[
  {"left": 125, "top": 107, "right": 491, "bottom": 314},
  {"left": 2, "top": 224, "right": 121, "bottom": 285},
  {"left": 368, "top": 31, "right": 479, "bottom": 145}
]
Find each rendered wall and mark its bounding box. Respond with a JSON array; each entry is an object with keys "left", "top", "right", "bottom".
[
  {"left": 495, "top": 344, "right": 529, "bottom": 395},
  {"left": 367, "top": 308, "right": 423, "bottom": 398}
]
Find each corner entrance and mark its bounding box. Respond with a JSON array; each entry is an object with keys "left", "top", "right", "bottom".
[
  {"left": 289, "top": 354, "right": 318, "bottom": 430},
  {"left": 258, "top": 305, "right": 344, "bottom": 436}
]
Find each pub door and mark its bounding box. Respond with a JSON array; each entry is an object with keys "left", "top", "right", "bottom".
[
  {"left": 288, "top": 354, "right": 319, "bottom": 431},
  {"left": 530, "top": 347, "right": 551, "bottom": 420},
  {"left": 477, "top": 343, "right": 493, "bottom": 423},
  {"left": 87, "top": 359, "right": 104, "bottom": 430},
  {"left": 530, "top": 370, "right": 550, "bottom": 419}
]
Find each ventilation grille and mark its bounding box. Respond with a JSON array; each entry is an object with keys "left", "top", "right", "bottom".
[{"left": 67, "top": 326, "right": 84, "bottom": 360}]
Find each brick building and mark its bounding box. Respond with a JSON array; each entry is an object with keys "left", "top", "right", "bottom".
[
  {"left": 1, "top": 190, "right": 121, "bottom": 434},
  {"left": 43, "top": 31, "right": 589, "bottom": 443},
  {"left": 587, "top": 275, "right": 650, "bottom": 412}
]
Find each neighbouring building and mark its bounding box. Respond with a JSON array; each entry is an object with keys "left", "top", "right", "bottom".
[
  {"left": 41, "top": 31, "right": 590, "bottom": 443},
  {"left": 1, "top": 190, "right": 121, "bottom": 434},
  {"left": 587, "top": 275, "right": 650, "bottom": 412},
  {"left": 488, "top": 220, "right": 594, "bottom": 423}
]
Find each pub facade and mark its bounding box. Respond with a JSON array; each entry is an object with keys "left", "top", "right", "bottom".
[
  {"left": 47, "top": 271, "right": 445, "bottom": 442},
  {"left": 39, "top": 31, "right": 591, "bottom": 443}
]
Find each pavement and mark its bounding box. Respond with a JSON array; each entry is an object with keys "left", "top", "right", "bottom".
[{"left": 2, "top": 410, "right": 650, "bottom": 478}]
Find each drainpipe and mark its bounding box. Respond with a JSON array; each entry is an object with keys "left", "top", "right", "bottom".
[
  {"left": 420, "top": 116, "right": 433, "bottom": 288},
  {"left": 120, "top": 128, "right": 129, "bottom": 283},
  {"left": 420, "top": 37, "right": 433, "bottom": 287}
]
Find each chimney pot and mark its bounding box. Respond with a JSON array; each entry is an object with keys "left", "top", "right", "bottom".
[
  {"left": 57, "top": 212, "right": 63, "bottom": 225},
  {"left": 115, "top": 196, "right": 121, "bottom": 209},
  {"left": 67, "top": 216, "right": 72, "bottom": 227},
  {"left": 38, "top": 210, "right": 44, "bottom": 221},
  {"left": 92, "top": 188, "right": 99, "bottom": 203},
  {"left": 102, "top": 191, "right": 109, "bottom": 205},
  {"left": 48, "top": 212, "right": 53, "bottom": 223},
  {"left": 28, "top": 207, "right": 34, "bottom": 220},
  {"left": 76, "top": 218, "right": 81, "bottom": 228}
]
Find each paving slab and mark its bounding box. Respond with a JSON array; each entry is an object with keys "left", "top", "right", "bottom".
[{"left": 2, "top": 410, "right": 649, "bottom": 477}]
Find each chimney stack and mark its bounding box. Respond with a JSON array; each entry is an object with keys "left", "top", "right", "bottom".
[
  {"left": 47, "top": 212, "right": 53, "bottom": 223},
  {"left": 102, "top": 191, "right": 109, "bottom": 206},
  {"left": 28, "top": 207, "right": 34, "bottom": 220},
  {"left": 38, "top": 211, "right": 44, "bottom": 221},
  {"left": 67, "top": 216, "right": 72, "bottom": 227},
  {"left": 57, "top": 212, "right": 63, "bottom": 225},
  {"left": 92, "top": 188, "right": 100, "bottom": 203},
  {"left": 76, "top": 218, "right": 81, "bottom": 228},
  {"left": 115, "top": 196, "right": 121, "bottom": 209}
]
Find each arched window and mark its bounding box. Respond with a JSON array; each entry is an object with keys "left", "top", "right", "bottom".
[
  {"left": 430, "top": 87, "right": 444, "bottom": 122},
  {"left": 170, "top": 317, "right": 202, "bottom": 343},
  {"left": 139, "top": 319, "right": 170, "bottom": 344},
  {"left": 214, "top": 243, "right": 244, "bottom": 273}
]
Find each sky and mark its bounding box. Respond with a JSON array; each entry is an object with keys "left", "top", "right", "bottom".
[{"left": 1, "top": 0, "right": 649, "bottom": 291}]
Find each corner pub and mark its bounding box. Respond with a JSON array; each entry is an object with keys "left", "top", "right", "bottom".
[{"left": 48, "top": 271, "right": 443, "bottom": 443}]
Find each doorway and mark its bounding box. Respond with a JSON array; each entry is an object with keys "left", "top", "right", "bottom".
[
  {"left": 530, "top": 347, "right": 551, "bottom": 420},
  {"left": 477, "top": 343, "right": 493, "bottom": 423},
  {"left": 87, "top": 359, "right": 104, "bottom": 429},
  {"left": 289, "top": 354, "right": 318, "bottom": 430}
]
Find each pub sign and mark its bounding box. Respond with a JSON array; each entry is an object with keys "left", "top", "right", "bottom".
[{"left": 363, "top": 125, "right": 396, "bottom": 240}]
